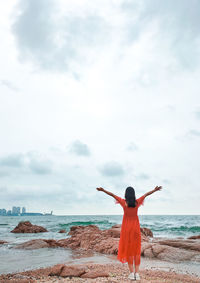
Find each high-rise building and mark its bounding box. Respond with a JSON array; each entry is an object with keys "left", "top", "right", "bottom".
[
  {"left": 22, "top": 207, "right": 26, "bottom": 214},
  {"left": 12, "top": 206, "right": 17, "bottom": 214},
  {"left": 16, "top": 207, "right": 21, "bottom": 214},
  {"left": 0, "top": 209, "right": 7, "bottom": 216},
  {"left": 7, "top": 210, "right": 12, "bottom": 216}
]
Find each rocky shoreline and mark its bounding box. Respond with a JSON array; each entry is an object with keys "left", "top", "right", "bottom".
[
  {"left": 0, "top": 221, "right": 200, "bottom": 282},
  {"left": 9, "top": 222, "right": 200, "bottom": 263},
  {"left": 0, "top": 262, "right": 199, "bottom": 283}
]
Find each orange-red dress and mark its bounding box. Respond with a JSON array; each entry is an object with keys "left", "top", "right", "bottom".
[{"left": 115, "top": 195, "right": 145, "bottom": 265}]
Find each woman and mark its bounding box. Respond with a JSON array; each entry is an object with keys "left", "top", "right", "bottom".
[{"left": 96, "top": 185, "right": 162, "bottom": 280}]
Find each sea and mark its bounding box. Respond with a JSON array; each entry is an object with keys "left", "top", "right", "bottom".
[{"left": 0, "top": 214, "right": 199, "bottom": 275}]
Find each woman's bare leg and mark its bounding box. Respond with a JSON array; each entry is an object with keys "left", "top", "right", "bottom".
[
  {"left": 135, "top": 264, "right": 139, "bottom": 273},
  {"left": 128, "top": 263, "right": 134, "bottom": 273}
]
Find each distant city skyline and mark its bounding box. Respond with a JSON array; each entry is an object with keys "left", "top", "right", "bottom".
[
  {"left": 0, "top": 206, "right": 53, "bottom": 216},
  {"left": 0, "top": 206, "right": 26, "bottom": 216}
]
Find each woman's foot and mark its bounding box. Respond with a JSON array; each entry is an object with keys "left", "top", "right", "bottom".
[
  {"left": 128, "top": 272, "right": 135, "bottom": 280},
  {"left": 135, "top": 273, "right": 140, "bottom": 280}
]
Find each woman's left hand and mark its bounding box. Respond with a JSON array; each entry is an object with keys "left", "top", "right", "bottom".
[{"left": 154, "top": 186, "right": 162, "bottom": 191}]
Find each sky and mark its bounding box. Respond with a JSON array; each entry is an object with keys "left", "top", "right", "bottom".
[{"left": 0, "top": 0, "right": 200, "bottom": 215}]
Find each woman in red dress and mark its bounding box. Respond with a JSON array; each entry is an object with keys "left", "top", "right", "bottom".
[{"left": 96, "top": 186, "right": 162, "bottom": 281}]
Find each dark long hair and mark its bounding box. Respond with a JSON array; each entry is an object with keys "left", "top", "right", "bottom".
[{"left": 125, "top": 186, "right": 136, "bottom": 207}]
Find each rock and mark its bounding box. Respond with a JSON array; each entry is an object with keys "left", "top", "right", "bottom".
[
  {"left": 59, "top": 265, "right": 86, "bottom": 277},
  {"left": 44, "top": 239, "right": 59, "bottom": 248},
  {"left": 64, "top": 224, "right": 150, "bottom": 255},
  {"left": 157, "top": 239, "right": 200, "bottom": 252},
  {"left": 14, "top": 238, "right": 61, "bottom": 250},
  {"left": 111, "top": 224, "right": 121, "bottom": 228},
  {"left": 0, "top": 240, "right": 8, "bottom": 245},
  {"left": 14, "top": 239, "right": 50, "bottom": 250},
  {"left": 188, "top": 235, "right": 200, "bottom": 240},
  {"left": 81, "top": 270, "right": 109, "bottom": 278},
  {"left": 141, "top": 240, "right": 200, "bottom": 262},
  {"left": 56, "top": 238, "right": 70, "bottom": 247},
  {"left": 66, "top": 225, "right": 120, "bottom": 254},
  {"left": 13, "top": 224, "right": 151, "bottom": 255},
  {"left": 141, "top": 227, "right": 153, "bottom": 237},
  {"left": 103, "top": 227, "right": 121, "bottom": 238},
  {"left": 59, "top": 229, "right": 66, "bottom": 233},
  {"left": 48, "top": 264, "right": 65, "bottom": 276},
  {"left": 11, "top": 221, "right": 48, "bottom": 233}
]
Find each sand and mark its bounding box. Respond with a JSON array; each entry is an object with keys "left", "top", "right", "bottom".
[{"left": 0, "top": 260, "right": 199, "bottom": 283}]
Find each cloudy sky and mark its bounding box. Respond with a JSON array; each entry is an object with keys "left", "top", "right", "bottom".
[{"left": 0, "top": 0, "right": 200, "bottom": 215}]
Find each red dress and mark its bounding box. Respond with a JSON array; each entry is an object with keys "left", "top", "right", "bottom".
[{"left": 115, "top": 195, "right": 145, "bottom": 265}]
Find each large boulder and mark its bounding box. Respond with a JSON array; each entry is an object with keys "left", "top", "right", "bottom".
[
  {"left": 11, "top": 221, "right": 48, "bottom": 233},
  {"left": 14, "top": 239, "right": 50, "bottom": 250},
  {"left": 49, "top": 264, "right": 86, "bottom": 277},
  {"left": 157, "top": 239, "right": 200, "bottom": 252},
  {"left": 141, "top": 239, "right": 200, "bottom": 262},
  {"left": 58, "top": 224, "right": 149, "bottom": 255},
  {"left": 48, "top": 264, "right": 65, "bottom": 276}
]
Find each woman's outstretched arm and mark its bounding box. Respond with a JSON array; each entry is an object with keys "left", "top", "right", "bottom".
[
  {"left": 143, "top": 186, "right": 162, "bottom": 198},
  {"left": 96, "top": 187, "right": 118, "bottom": 199}
]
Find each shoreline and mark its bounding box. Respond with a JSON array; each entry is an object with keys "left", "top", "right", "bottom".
[
  {"left": 0, "top": 259, "right": 199, "bottom": 283},
  {"left": 1, "top": 247, "right": 200, "bottom": 279}
]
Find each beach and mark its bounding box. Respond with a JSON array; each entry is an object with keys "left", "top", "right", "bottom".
[
  {"left": 0, "top": 260, "right": 199, "bottom": 282},
  {"left": 0, "top": 215, "right": 200, "bottom": 282}
]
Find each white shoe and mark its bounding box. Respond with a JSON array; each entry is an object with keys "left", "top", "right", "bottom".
[
  {"left": 128, "top": 272, "right": 135, "bottom": 280},
  {"left": 135, "top": 273, "right": 140, "bottom": 280}
]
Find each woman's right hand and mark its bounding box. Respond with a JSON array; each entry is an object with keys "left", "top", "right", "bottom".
[{"left": 96, "top": 187, "right": 104, "bottom": 192}]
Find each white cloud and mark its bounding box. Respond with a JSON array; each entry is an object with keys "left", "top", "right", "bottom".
[
  {"left": 99, "top": 161, "right": 125, "bottom": 177},
  {"left": 69, "top": 140, "right": 91, "bottom": 156}
]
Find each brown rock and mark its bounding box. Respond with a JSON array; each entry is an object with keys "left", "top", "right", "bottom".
[
  {"left": 188, "top": 235, "right": 200, "bottom": 240},
  {"left": 141, "top": 227, "right": 153, "bottom": 237},
  {"left": 44, "top": 239, "right": 59, "bottom": 247},
  {"left": 81, "top": 270, "right": 109, "bottom": 278},
  {"left": 57, "top": 238, "right": 70, "bottom": 247},
  {"left": 111, "top": 224, "right": 121, "bottom": 228},
  {"left": 59, "top": 229, "right": 66, "bottom": 233},
  {"left": 157, "top": 239, "right": 200, "bottom": 252},
  {"left": 11, "top": 221, "right": 48, "bottom": 233},
  {"left": 102, "top": 227, "right": 121, "bottom": 238},
  {"left": 65, "top": 225, "right": 150, "bottom": 255},
  {"left": 48, "top": 264, "right": 65, "bottom": 276},
  {"left": 14, "top": 238, "right": 63, "bottom": 250},
  {"left": 59, "top": 265, "right": 85, "bottom": 277},
  {"left": 14, "top": 239, "right": 49, "bottom": 250},
  {"left": 0, "top": 240, "right": 8, "bottom": 245},
  {"left": 141, "top": 240, "right": 200, "bottom": 262},
  {"left": 141, "top": 242, "right": 152, "bottom": 255}
]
